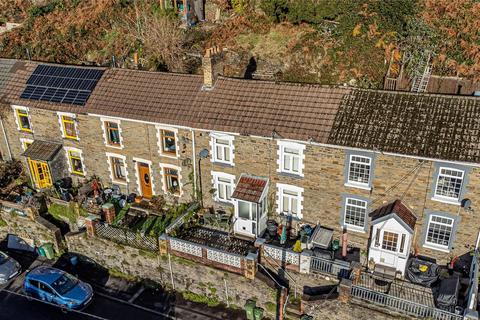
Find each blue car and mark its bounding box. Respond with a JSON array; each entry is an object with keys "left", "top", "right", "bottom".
[{"left": 23, "top": 266, "right": 93, "bottom": 310}]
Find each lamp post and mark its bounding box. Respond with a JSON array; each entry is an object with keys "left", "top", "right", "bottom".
[{"left": 198, "top": 149, "right": 209, "bottom": 208}]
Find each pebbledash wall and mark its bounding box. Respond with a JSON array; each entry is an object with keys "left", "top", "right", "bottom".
[{"left": 1, "top": 103, "right": 480, "bottom": 264}]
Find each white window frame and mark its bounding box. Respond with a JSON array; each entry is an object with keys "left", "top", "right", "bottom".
[
  {"left": 211, "top": 171, "right": 235, "bottom": 204},
  {"left": 159, "top": 163, "right": 183, "bottom": 197},
  {"left": 156, "top": 126, "right": 179, "bottom": 159},
  {"left": 57, "top": 112, "right": 79, "bottom": 140},
  {"left": 345, "top": 154, "right": 372, "bottom": 190},
  {"left": 424, "top": 214, "right": 454, "bottom": 252},
  {"left": 276, "top": 183, "right": 304, "bottom": 219},
  {"left": 12, "top": 105, "right": 33, "bottom": 133},
  {"left": 101, "top": 117, "right": 123, "bottom": 149},
  {"left": 20, "top": 138, "right": 33, "bottom": 151},
  {"left": 64, "top": 147, "right": 86, "bottom": 176},
  {"left": 133, "top": 158, "right": 155, "bottom": 197},
  {"left": 210, "top": 132, "right": 234, "bottom": 166},
  {"left": 343, "top": 197, "right": 368, "bottom": 232},
  {"left": 433, "top": 167, "right": 464, "bottom": 204},
  {"left": 277, "top": 140, "right": 305, "bottom": 177},
  {"left": 106, "top": 153, "right": 128, "bottom": 185}
]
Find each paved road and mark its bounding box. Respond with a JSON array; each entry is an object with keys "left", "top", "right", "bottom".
[{"left": 0, "top": 289, "right": 167, "bottom": 320}]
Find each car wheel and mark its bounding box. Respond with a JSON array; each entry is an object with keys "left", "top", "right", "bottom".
[{"left": 61, "top": 305, "right": 68, "bottom": 314}]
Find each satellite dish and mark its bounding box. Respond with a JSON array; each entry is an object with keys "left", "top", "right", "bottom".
[
  {"left": 461, "top": 198, "right": 472, "bottom": 209},
  {"left": 199, "top": 149, "right": 209, "bottom": 159}
]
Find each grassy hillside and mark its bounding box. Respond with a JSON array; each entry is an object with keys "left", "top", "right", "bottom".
[{"left": 1, "top": 0, "right": 478, "bottom": 87}]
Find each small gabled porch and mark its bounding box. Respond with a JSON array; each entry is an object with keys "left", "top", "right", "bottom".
[
  {"left": 22, "top": 140, "right": 66, "bottom": 190},
  {"left": 231, "top": 174, "right": 269, "bottom": 238}
]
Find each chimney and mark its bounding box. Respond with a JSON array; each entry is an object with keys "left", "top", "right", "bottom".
[{"left": 202, "top": 46, "right": 223, "bottom": 90}]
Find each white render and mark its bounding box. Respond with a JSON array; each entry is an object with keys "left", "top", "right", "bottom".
[{"left": 368, "top": 215, "right": 413, "bottom": 276}]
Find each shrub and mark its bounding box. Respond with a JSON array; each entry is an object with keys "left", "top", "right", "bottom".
[{"left": 259, "top": 0, "right": 288, "bottom": 23}]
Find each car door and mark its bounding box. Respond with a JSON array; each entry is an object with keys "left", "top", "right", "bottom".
[{"left": 38, "top": 281, "right": 57, "bottom": 304}]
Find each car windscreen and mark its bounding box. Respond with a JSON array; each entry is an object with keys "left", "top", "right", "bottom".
[
  {"left": 51, "top": 273, "right": 78, "bottom": 295},
  {"left": 0, "top": 252, "right": 8, "bottom": 264}
]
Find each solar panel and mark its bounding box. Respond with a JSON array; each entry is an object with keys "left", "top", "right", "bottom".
[{"left": 20, "top": 65, "right": 104, "bottom": 106}]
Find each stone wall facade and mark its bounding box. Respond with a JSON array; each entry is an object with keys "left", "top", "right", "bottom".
[
  {"left": 0, "top": 203, "right": 62, "bottom": 252},
  {"left": 1, "top": 104, "right": 479, "bottom": 264}
]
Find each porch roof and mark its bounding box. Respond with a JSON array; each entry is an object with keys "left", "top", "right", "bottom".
[
  {"left": 231, "top": 174, "right": 268, "bottom": 203},
  {"left": 369, "top": 200, "right": 417, "bottom": 232},
  {"left": 22, "top": 140, "right": 62, "bottom": 161}
]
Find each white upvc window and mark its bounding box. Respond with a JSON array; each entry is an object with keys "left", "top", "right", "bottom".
[
  {"left": 106, "top": 153, "right": 128, "bottom": 185},
  {"left": 425, "top": 215, "right": 454, "bottom": 250},
  {"left": 346, "top": 155, "right": 372, "bottom": 189},
  {"left": 276, "top": 183, "right": 304, "bottom": 219},
  {"left": 210, "top": 133, "right": 234, "bottom": 165},
  {"left": 344, "top": 197, "right": 368, "bottom": 231},
  {"left": 434, "top": 167, "right": 464, "bottom": 202},
  {"left": 277, "top": 141, "right": 305, "bottom": 176},
  {"left": 211, "top": 171, "right": 235, "bottom": 203}
]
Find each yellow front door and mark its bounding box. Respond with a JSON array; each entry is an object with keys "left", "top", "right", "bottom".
[{"left": 28, "top": 158, "right": 52, "bottom": 189}]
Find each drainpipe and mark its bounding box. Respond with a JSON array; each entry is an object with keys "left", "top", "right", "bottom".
[
  {"left": 191, "top": 129, "right": 197, "bottom": 201},
  {"left": 342, "top": 227, "right": 348, "bottom": 259},
  {"left": 0, "top": 118, "right": 12, "bottom": 161}
]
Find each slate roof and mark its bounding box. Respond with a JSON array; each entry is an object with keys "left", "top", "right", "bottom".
[
  {"left": 328, "top": 89, "right": 480, "bottom": 163},
  {"left": 231, "top": 174, "right": 268, "bottom": 203},
  {"left": 22, "top": 140, "right": 62, "bottom": 161},
  {"left": 369, "top": 200, "right": 417, "bottom": 231}
]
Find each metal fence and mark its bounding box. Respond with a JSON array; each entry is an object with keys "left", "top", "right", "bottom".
[
  {"left": 310, "top": 256, "right": 351, "bottom": 278},
  {"left": 351, "top": 285, "right": 463, "bottom": 320},
  {"left": 465, "top": 250, "right": 479, "bottom": 318},
  {"left": 95, "top": 222, "right": 159, "bottom": 252}
]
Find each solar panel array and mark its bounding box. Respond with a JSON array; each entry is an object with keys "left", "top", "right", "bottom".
[{"left": 20, "top": 65, "right": 104, "bottom": 105}]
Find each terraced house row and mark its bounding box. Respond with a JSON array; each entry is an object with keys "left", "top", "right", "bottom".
[{"left": 0, "top": 51, "right": 479, "bottom": 276}]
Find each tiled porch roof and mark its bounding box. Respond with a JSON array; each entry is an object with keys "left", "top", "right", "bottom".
[
  {"left": 369, "top": 200, "right": 417, "bottom": 231},
  {"left": 231, "top": 174, "right": 268, "bottom": 203},
  {"left": 22, "top": 140, "right": 62, "bottom": 161}
]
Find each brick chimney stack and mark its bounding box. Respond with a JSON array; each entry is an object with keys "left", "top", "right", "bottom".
[{"left": 202, "top": 46, "right": 223, "bottom": 90}]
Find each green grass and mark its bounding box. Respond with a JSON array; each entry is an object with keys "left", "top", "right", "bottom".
[
  {"left": 112, "top": 204, "right": 130, "bottom": 225},
  {"left": 182, "top": 290, "right": 220, "bottom": 307},
  {"left": 0, "top": 217, "right": 7, "bottom": 228},
  {"left": 48, "top": 202, "right": 88, "bottom": 224},
  {"left": 108, "top": 268, "right": 137, "bottom": 282}
]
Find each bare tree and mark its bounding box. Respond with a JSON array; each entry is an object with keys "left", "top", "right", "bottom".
[{"left": 124, "top": 2, "right": 186, "bottom": 71}]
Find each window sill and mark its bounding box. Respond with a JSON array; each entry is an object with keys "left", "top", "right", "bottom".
[
  {"left": 344, "top": 182, "right": 371, "bottom": 191},
  {"left": 278, "top": 171, "right": 303, "bottom": 179},
  {"left": 64, "top": 136, "right": 79, "bottom": 141},
  {"left": 279, "top": 212, "right": 302, "bottom": 221},
  {"left": 214, "top": 199, "right": 234, "bottom": 206},
  {"left": 106, "top": 143, "right": 123, "bottom": 149},
  {"left": 431, "top": 196, "right": 460, "bottom": 206},
  {"left": 159, "top": 152, "right": 178, "bottom": 159},
  {"left": 71, "top": 172, "right": 85, "bottom": 177},
  {"left": 211, "top": 161, "right": 234, "bottom": 168},
  {"left": 343, "top": 225, "right": 366, "bottom": 233},
  {"left": 422, "top": 243, "right": 450, "bottom": 253},
  {"left": 112, "top": 179, "right": 127, "bottom": 186},
  {"left": 19, "top": 129, "right": 33, "bottom": 134}
]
